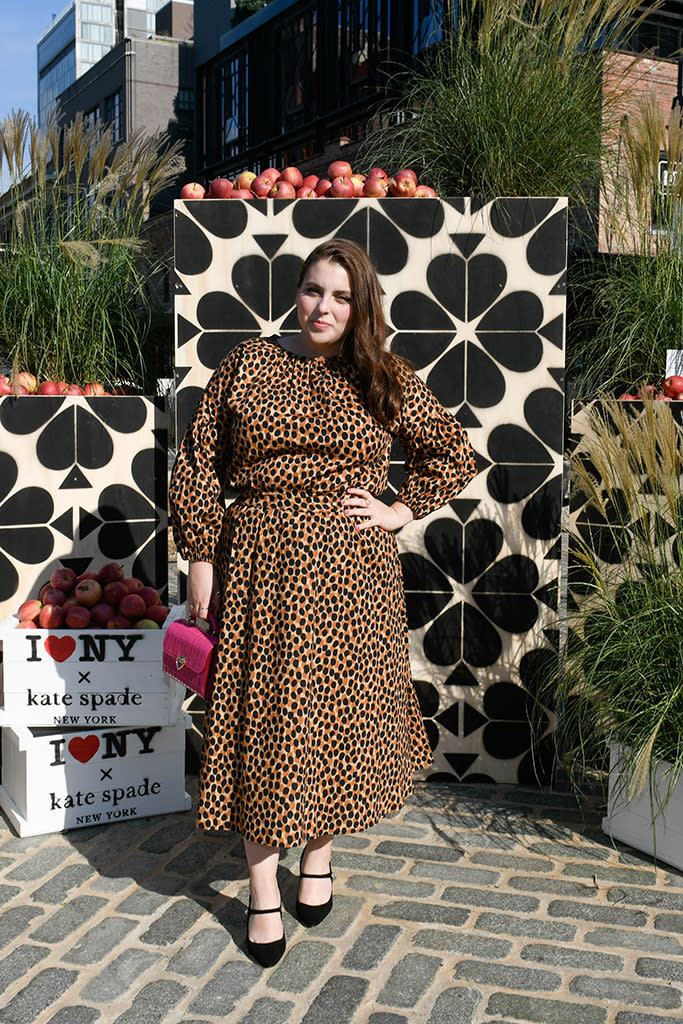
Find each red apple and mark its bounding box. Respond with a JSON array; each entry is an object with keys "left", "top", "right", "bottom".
[
  {"left": 119, "top": 593, "right": 146, "bottom": 620},
  {"left": 74, "top": 579, "right": 102, "bottom": 607},
  {"left": 180, "top": 182, "right": 206, "bottom": 199},
  {"left": 363, "top": 176, "right": 389, "bottom": 197},
  {"left": 145, "top": 604, "right": 170, "bottom": 625},
  {"left": 83, "top": 382, "right": 106, "bottom": 396},
  {"left": 66, "top": 604, "right": 91, "bottom": 629},
  {"left": 136, "top": 618, "right": 161, "bottom": 629},
  {"left": 296, "top": 186, "right": 317, "bottom": 198},
  {"left": 42, "top": 587, "right": 66, "bottom": 606},
  {"left": 388, "top": 171, "right": 417, "bottom": 197},
  {"left": 139, "top": 586, "right": 161, "bottom": 608},
  {"left": 662, "top": 375, "right": 683, "bottom": 398},
  {"left": 302, "top": 174, "right": 319, "bottom": 190},
  {"left": 251, "top": 173, "right": 275, "bottom": 197},
  {"left": 236, "top": 170, "right": 257, "bottom": 190},
  {"left": 77, "top": 571, "right": 100, "bottom": 583},
  {"left": 231, "top": 189, "right": 254, "bottom": 199},
  {"left": 350, "top": 174, "right": 366, "bottom": 196},
  {"left": 414, "top": 185, "right": 438, "bottom": 197},
  {"left": 50, "top": 567, "right": 77, "bottom": 593},
  {"left": 63, "top": 596, "right": 80, "bottom": 608},
  {"left": 91, "top": 601, "right": 115, "bottom": 626},
  {"left": 367, "top": 167, "right": 388, "bottom": 179},
  {"left": 280, "top": 166, "right": 303, "bottom": 189},
  {"left": 99, "top": 561, "right": 124, "bottom": 583},
  {"left": 315, "top": 178, "right": 332, "bottom": 197},
  {"left": 208, "top": 176, "right": 233, "bottom": 198},
  {"left": 15, "top": 371, "right": 37, "bottom": 393},
  {"left": 106, "top": 615, "right": 131, "bottom": 629},
  {"left": 17, "top": 619, "right": 38, "bottom": 629},
  {"left": 123, "top": 577, "right": 144, "bottom": 593},
  {"left": 18, "top": 599, "right": 42, "bottom": 622},
  {"left": 39, "top": 604, "right": 65, "bottom": 628},
  {"left": 12, "top": 383, "right": 30, "bottom": 396},
  {"left": 263, "top": 167, "right": 280, "bottom": 182},
  {"left": 618, "top": 393, "right": 638, "bottom": 400},
  {"left": 269, "top": 179, "right": 297, "bottom": 199},
  {"left": 0, "top": 379, "right": 12, "bottom": 396},
  {"left": 37, "top": 380, "right": 63, "bottom": 395},
  {"left": 328, "top": 160, "right": 352, "bottom": 179},
  {"left": 330, "top": 176, "right": 355, "bottom": 198},
  {"left": 401, "top": 168, "right": 418, "bottom": 183},
  {"left": 102, "top": 580, "right": 128, "bottom": 607}
]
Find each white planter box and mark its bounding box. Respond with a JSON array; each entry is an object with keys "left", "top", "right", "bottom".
[
  {"left": 0, "top": 716, "right": 192, "bottom": 836},
  {"left": 0, "top": 615, "right": 184, "bottom": 728},
  {"left": 602, "top": 743, "right": 683, "bottom": 872}
]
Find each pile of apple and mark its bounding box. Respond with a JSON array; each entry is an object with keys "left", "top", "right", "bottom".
[
  {"left": 16, "top": 563, "right": 169, "bottom": 630},
  {"left": 0, "top": 371, "right": 111, "bottom": 397},
  {"left": 180, "top": 160, "right": 438, "bottom": 201},
  {"left": 619, "top": 376, "right": 683, "bottom": 401}
]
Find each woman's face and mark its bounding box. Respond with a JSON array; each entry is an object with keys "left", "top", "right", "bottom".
[{"left": 295, "top": 259, "right": 354, "bottom": 356}]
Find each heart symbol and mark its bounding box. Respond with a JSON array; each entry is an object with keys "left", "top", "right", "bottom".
[
  {"left": 44, "top": 636, "right": 77, "bottom": 662},
  {"left": 68, "top": 736, "right": 100, "bottom": 763}
]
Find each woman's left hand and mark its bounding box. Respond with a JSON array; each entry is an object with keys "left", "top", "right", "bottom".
[{"left": 341, "top": 487, "right": 414, "bottom": 532}]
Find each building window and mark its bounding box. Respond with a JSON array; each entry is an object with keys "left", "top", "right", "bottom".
[
  {"left": 105, "top": 90, "right": 122, "bottom": 142},
  {"left": 176, "top": 88, "right": 194, "bottom": 136},
  {"left": 349, "top": 0, "right": 369, "bottom": 83},
  {"left": 221, "top": 53, "right": 248, "bottom": 158},
  {"left": 279, "top": 11, "right": 316, "bottom": 123}
]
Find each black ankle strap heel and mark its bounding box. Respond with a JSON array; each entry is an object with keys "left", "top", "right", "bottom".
[
  {"left": 246, "top": 898, "right": 286, "bottom": 967},
  {"left": 296, "top": 852, "right": 335, "bottom": 927}
]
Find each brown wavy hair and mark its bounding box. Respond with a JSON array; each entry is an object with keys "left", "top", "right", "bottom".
[{"left": 296, "top": 239, "right": 405, "bottom": 428}]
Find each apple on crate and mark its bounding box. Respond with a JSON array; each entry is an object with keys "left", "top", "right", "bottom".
[{"left": 180, "top": 182, "right": 206, "bottom": 199}]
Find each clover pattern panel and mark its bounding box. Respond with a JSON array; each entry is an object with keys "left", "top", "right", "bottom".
[
  {"left": 173, "top": 197, "right": 567, "bottom": 785},
  {"left": 0, "top": 396, "right": 168, "bottom": 621}
]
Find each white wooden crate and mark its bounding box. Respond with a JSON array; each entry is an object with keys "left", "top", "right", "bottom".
[
  {"left": 0, "top": 615, "right": 184, "bottom": 728},
  {"left": 602, "top": 743, "right": 683, "bottom": 872},
  {"left": 0, "top": 716, "right": 192, "bottom": 836}
]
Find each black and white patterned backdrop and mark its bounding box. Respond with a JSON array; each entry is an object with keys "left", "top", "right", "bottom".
[
  {"left": 173, "top": 196, "right": 567, "bottom": 784},
  {"left": 0, "top": 396, "right": 168, "bottom": 622}
]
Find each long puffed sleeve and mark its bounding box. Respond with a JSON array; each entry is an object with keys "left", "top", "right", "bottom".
[
  {"left": 394, "top": 364, "right": 478, "bottom": 520},
  {"left": 169, "top": 351, "right": 237, "bottom": 562}
]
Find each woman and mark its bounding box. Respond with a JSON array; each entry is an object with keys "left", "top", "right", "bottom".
[{"left": 169, "top": 238, "right": 477, "bottom": 966}]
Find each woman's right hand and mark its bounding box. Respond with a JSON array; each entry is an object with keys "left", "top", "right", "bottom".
[{"left": 187, "top": 561, "right": 217, "bottom": 620}]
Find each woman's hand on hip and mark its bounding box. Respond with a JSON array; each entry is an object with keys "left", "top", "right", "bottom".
[
  {"left": 341, "top": 488, "right": 414, "bottom": 532},
  {"left": 187, "top": 561, "right": 218, "bottom": 620}
]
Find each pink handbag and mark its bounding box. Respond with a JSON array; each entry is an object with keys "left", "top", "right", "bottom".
[{"left": 162, "top": 611, "right": 219, "bottom": 700}]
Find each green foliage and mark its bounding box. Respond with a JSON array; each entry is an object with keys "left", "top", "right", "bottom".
[
  {"left": 0, "top": 110, "right": 185, "bottom": 389},
  {"left": 361, "top": 0, "right": 652, "bottom": 204},
  {"left": 232, "top": 0, "right": 273, "bottom": 28},
  {"left": 542, "top": 399, "right": 683, "bottom": 806}
]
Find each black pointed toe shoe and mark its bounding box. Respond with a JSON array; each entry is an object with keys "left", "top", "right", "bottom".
[
  {"left": 246, "top": 899, "right": 286, "bottom": 967},
  {"left": 296, "top": 853, "right": 335, "bottom": 927}
]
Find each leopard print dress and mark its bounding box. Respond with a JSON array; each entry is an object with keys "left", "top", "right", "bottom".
[{"left": 169, "top": 336, "right": 477, "bottom": 848}]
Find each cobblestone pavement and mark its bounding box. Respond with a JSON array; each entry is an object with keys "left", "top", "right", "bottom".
[{"left": 1, "top": 778, "right": 683, "bottom": 1024}]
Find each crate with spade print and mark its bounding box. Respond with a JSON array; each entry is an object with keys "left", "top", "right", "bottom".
[{"left": 0, "top": 716, "right": 191, "bottom": 836}]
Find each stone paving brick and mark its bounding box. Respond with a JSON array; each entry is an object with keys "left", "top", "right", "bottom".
[
  {"left": 5, "top": 847, "right": 67, "bottom": 882},
  {"left": 0, "top": 967, "right": 78, "bottom": 1024},
  {"left": 139, "top": 898, "right": 204, "bottom": 946},
  {"left": 547, "top": 899, "right": 648, "bottom": 927},
  {"left": 31, "top": 865, "right": 97, "bottom": 904},
  {"left": 528, "top": 841, "right": 611, "bottom": 862},
  {"left": 654, "top": 913, "right": 683, "bottom": 934},
  {"left": 0, "top": 905, "right": 44, "bottom": 945},
  {"left": 366, "top": 822, "right": 429, "bottom": 839},
  {"left": 0, "top": 857, "right": 14, "bottom": 872},
  {"left": 238, "top": 997, "right": 294, "bottom": 1024},
  {"left": 475, "top": 912, "right": 576, "bottom": 942},
  {"left": 267, "top": 940, "right": 335, "bottom": 992},
  {"left": 608, "top": 887, "right": 683, "bottom": 911},
  {"left": 111, "top": 979, "right": 188, "bottom": 1024},
  {"left": 138, "top": 821, "right": 197, "bottom": 855},
  {"left": 616, "top": 1014, "right": 683, "bottom": 1024},
  {"left": 454, "top": 959, "right": 562, "bottom": 992},
  {"left": 345, "top": 874, "right": 435, "bottom": 898},
  {"left": 29, "top": 896, "right": 107, "bottom": 944},
  {"left": 0, "top": 944, "right": 50, "bottom": 989},
  {"left": 70, "top": 823, "right": 159, "bottom": 867},
  {"left": 584, "top": 927, "right": 683, "bottom": 955},
  {"left": 306, "top": 895, "right": 365, "bottom": 938},
  {"left": 509, "top": 875, "right": 600, "bottom": 898},
  {"left": 562, "top": 863, "right": 657, "bottom": 886},
  {"left": 485, "top": 992, "right": 607, "bottom": 1024},
  {"left": 520, "top": 943, "right": 624, "bottom": 972},
  {"left": 332, "top": 851, "right": 406, "bottom": 873},
  {"left": 62, "top": 916, "right": 137, "bottom": 965},
  {"left": 404, "top": 810, "right": 483, "bottom": 831},
  {"left": 443, "top": 884, "right": 539, "bottom": 913},
  {"left": 116, "top": 882, "right": 182, "bottom": 916},
  {"left": 187, "top": 960, "right": 263, "bottom": 1016},
  {"left": 377, "top": 952, "right": 442, "bottom": 1008},
  {"left": 80, "top": 950, "right": 161, "bottom": 1002},
  {"left": 91, "top": 855, "right": 163, "bottom": 893},
  {"left": 568, "top": 976, "right": 681, "bottom": 1010},
  {"left": 167, "top": 926, "right": 233, "bottom": 975},
  {"left": 427, "top": 987, "right": 482, "bottom": 1024},
  {"left": 409, "top": 862, "right": 501, "bottom": 885},
  {"left": 164, "top": 839, "right": 223, "bottom": 876},
  {"left": 635, "top": 957, "right": 683, "bottom": 982},
  {"left": 470, "top": 851, "right": 554, "bottom": 872},
  {"left": 342, "top": 924, "right": 401, "bottom": 970},
  {"left": 368, "top": 1015, "right": 407, "bottom": 1024},
  {"left": 0, "top": 885, "right": 20, "bottom": 905},
  {"left": 375, "top": 841, "right": 464, "bottom": 863},
  {"left": 372, "top": 899, "right": 469, "bottom": 927},
  {"left": 300, "top": 975, "right": 369, "bottom": 1024},
  {"left": 413, "top": 927, "right": 512, "bottom": 959},
  {"left": 46, "top": 1007, "right": 100, "bottom": 1024}
]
